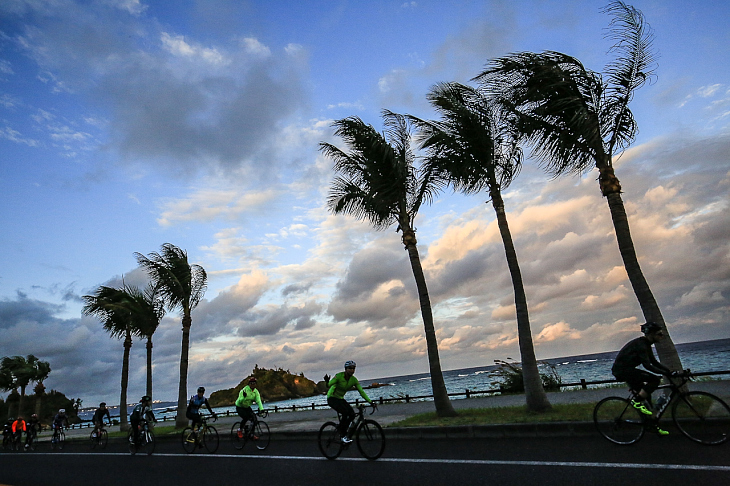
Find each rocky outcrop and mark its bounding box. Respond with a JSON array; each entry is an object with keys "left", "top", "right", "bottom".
[{"left": 209, "top": 365, "right": 320, "bottom": 407}]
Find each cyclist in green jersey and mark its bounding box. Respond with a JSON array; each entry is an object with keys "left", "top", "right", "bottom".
[
  {"left": 235, "top": 377, "right": 264, "bottom": 438},
  {"left": 327, "top": 360, "right": 375, "bottom": 444}
]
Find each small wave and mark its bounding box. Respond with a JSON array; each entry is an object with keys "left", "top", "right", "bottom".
[
  {"left": 409, "top": 377, "right": 430, "bottom": 382},
  {"left": 576, "top": 359, "right": 598, "bottom": 363},
  {"left": 562, "top": 362, "right": 570, "bottom": 365},
  {"left": 474, "top": 370, "right": 490, "bottom": 375},
  {"left": 458, "top": 374, "right": 469, "bottom": 377}
]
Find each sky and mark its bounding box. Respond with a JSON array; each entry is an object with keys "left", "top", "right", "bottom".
[{"left": 1, "top": 0, "right": 728, "bottom": 406}]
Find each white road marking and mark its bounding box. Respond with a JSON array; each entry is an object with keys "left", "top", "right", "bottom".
[{"left": 21, "top": 452, "right": 730, "bottom": 472}]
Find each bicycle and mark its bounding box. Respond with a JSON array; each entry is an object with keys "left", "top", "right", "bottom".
[
  {"left": 230, "top": 409, "right": 270, "bottom": 451},
  {"left": 128, "top": 419, "right": 155, "bottom": 455},
  {"left": 318, "top": 403, "right": 385, "bottom": 460},
  {"left": 89, "top": 425, "right": 109, "bottom": 450},
  {"left": 182, "top": 415, "right": 219, "bottom": 454},
  {"left": 593, "top": 370, "right": 730, "bottom": 445},
  {"left": 51, "top": 426, "right": 66, "bottom": 450}
]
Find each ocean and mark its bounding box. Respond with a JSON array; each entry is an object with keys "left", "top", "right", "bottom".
[{"left": 79, "top": 338, "right": 730, "bottom": 421}]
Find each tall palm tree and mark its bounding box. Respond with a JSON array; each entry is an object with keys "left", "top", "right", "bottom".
[
  {"left": 135, "top": 243, "right": 207, "bottom": 428},
  {"left": 82, "top": 285, "right": 135, "bottom": 430},
  {"left": 0, "top": 355, "right": 51, "bottom": 416},
  {"left": 412, "top": 82, "right": 551, "bottom": 412},
  {"left": 320, "top": 110, "right": 457, "bottom": 417},
  {"left": 126, "top": 283, "right": 166, "bottom": 399},
  {"left": 475, "top": 1, "right": 682, "bottom": 370}
]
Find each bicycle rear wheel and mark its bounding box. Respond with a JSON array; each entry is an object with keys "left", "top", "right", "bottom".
[
  {"left": 203, "top": 425, "right": 219, "bottom": 453},
  {"left": 673, "top": 391, "right": 730, "bottom": 445},
  {"left": 356, "top": 419, "right": 385, "bottom": 460},
  {"left": 318, "top": 421, "right": 343, "bottom": 460},
  {"left": 593, "top": 397, "right": 645, "bottom": 445},
  {"left": 254, "top": 420, "right": 270, "bottom": 450},
  {"left": 231, "top": 421, "right": 246, "bottom": 450},
  {"left": 182, "top": 427, "right": 197, "bottom": 453}
]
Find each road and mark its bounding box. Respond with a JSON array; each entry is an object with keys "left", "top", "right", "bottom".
[{"left": 1, "top": 433, "right": 728, "bottom": 486}]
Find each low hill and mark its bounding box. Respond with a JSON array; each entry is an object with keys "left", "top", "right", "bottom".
[{"left": 209, "top": 365, "right": 325, "bottom": 407}]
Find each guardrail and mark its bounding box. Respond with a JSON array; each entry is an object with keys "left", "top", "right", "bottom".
[{"left": 63, "top": 369, "right": 730, "bottom": 428}]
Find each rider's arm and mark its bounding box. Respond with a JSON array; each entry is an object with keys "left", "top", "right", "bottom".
[
  {"left": 254, "top": 389, "right": 264, "bottom": 411},
  {"left": 640, "top": 341, "right": 672, "bottom": 375},
  {"left": 204, "top": 398, "right": 216, "bottom": 416},
  {"left": 353, "top": 378, "right": 372, "bottom": 403}
]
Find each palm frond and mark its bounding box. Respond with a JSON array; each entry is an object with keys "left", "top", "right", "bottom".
[{"left": 602, "top": 1, "right": 656, "bottom": 154}]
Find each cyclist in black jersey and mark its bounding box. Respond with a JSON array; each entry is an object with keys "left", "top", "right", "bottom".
[
  {"left": 92, "top": 402, "right": 112, "bottom": 438},
  {"left": 612, "top": 322, "right": 677, "bottom": 434}
]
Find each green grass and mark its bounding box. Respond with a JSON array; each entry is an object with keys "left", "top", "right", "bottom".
[{"left": 388, "top": 402, "right": 597, "bottom": 428}]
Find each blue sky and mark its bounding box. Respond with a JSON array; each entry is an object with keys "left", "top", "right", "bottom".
[{"left": 1, "top": 0, "right": 728, "bottom": 405}]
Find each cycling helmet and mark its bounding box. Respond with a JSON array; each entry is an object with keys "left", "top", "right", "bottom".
[
  {"left": 100, "top": 402, "right": 106, "bottom": 407},
  {"left": 31, "top": 414, "right": 38, "bottom": 419},
  {"left": 641, "top": 322, "right": 662, "bottom": 335},
  {"left": 249, "top": 377, "right": 257, "bottom": 384},
  {"left": 141, "top": 395, "right": 151, "bottom": 402},
  {"left": 197, "top": 386, "right": 205, "bottom": 393},
  {"left": 58, "top": 409, "right": 65, "bottom": 413},
  {"left": 344, "top": 360, "right": 356, "bottom": 369}
]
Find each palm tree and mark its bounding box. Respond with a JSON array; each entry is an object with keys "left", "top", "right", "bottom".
[
  {"left": 0, "top": 355, "right": 51, "bottom": 416},
  {"left": 412, "top": 82, "right": 551, "bottom": 412},
  {"left": 320, "top": 110, "right": 457, "bottom": 417},
  {"left": 126, "top": 283, "right": 166, "bottom": 399},
  {"left": 135, "top": 243, "right": 207, "bottom": 428},
  {"left": 475, "top": 1, "right": 681, "bottom": 370},
  {"left": 83, "top": 285, "right": 135, "bottom": 430}
]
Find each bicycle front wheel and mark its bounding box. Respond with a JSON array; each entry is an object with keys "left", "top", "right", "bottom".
[
  {"left": 356, "top": 419, "right": 385, "bottom": 460},
  {"left": 231, "top": 421, "right": 245, "bottom": 450},
  {"left": 593, "top": 397, "right": 645, "bottom": 445},
  {"left": 318, "top": 422, "right": 343, "bottom": 460},
  {"left": 673, "top": 391, "right": 730, "bottom": 445},
  {"left": 89, "top": 430, "right": 97, "bottom": 449},
  {"left": 142, "top": 428, "right": 155, "bottom": 455},
  {"left": 58, "top": 431, "right": 65, "bottom": 450},
  {"left": 127, "top": 429, "right": 136, "bottom": 455},
  {"left": 99, "top": 429, "right": 108, "bottom": 449},
  {"left": 182, "top": 427, "right": 197, "bottom": 454},
  {"left": 254, "top": 420, "right": 270, "bottom": 450},
  {"left": 203, "top": 425, "right": 219, "bottom": 453}
]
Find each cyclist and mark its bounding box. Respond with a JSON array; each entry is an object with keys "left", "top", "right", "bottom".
[
  {"left": 11, "top": 416, "right": 26, "bottom": 448},
  {"left": 327, "top": 360, "right": 375, "bottom": 444},
  {"left": 92, "top": 402, "right": 112, "bottom": 438},
  {"left": 25, "top": 414, "right": 41, "bottom": 449},
  {"left": 187, "top": 386, "right": 216, "bottom": 435},
  {"left": 52, "top": 409, "right": 69, "bottom": 432},
  {"left": 235, "top": 377, "right": 264, "bottom": 439},
  {"left": 129, "top": 395, "right": 156, "bottom": 444},
  {"left": 612, "top": 321, "right": 677, "bottom": 435}
]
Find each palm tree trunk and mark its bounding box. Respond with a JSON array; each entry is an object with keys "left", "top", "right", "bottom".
[
  {"left": 175, "top": 314, "right": 192, "bottom": 429},
  {"left": 119, "top": 331, "right": 132, "bottom": 431},
  {"left": 18, "top": 385, "right": 26, "bottom": 416},
  {"left": 403, "top": 236, "right": 457, "bottom": 417},
  {"left": 491, "top": 191, "right": 551, "bottom": 412},
  {"left": 604, "top": 189, "right": 683, "bottom": 372},
  {"left": 146, "top": 338, "right": 153, "bottom": 399}
]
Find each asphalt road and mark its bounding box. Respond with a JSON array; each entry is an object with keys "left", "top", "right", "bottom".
[{"left": 1, "top": 432, "right": 729, "bottom": 486}]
